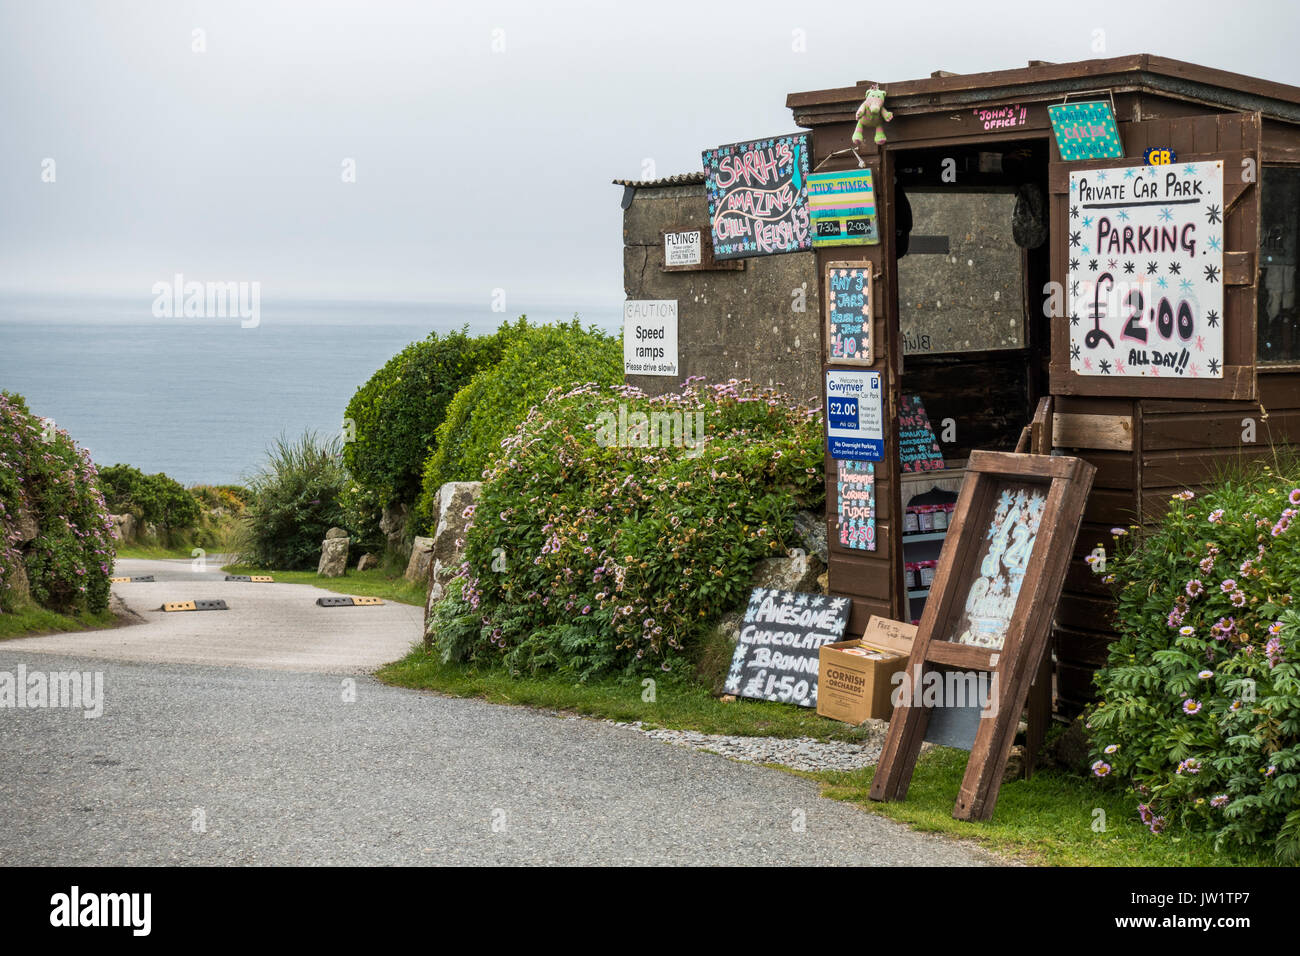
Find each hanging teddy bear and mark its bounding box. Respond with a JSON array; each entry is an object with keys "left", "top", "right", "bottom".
[{"left": 852, "top": 86, "right": 893, "bottom": 147}]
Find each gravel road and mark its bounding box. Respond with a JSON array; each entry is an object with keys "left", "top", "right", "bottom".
[{"left": 0, "top": 561, "right": 1001, "bottom": 866}]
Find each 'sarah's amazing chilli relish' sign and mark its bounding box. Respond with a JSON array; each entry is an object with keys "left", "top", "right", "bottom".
[
  {"left": 702, "top": 134, "right": 811, "bottom": 260},
  {"left": 1067, "top": 160, "right": 1225, "bottom": 379},
  {"left": 723, "top": 587, "right": 852, "bottom": 707}
]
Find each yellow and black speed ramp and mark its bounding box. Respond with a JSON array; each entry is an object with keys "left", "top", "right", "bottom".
[
  {"left": 225, "top": 575, "right": 274, "bottom": 583},
  {"left": 162, "top": 599, "right": 229, "bottom": 612},
  {"left": 110, "top": 575, "right": 155, "bottom": 583},
  {"left": 315, "top": 596, "right": 385, "bottom": 607}
]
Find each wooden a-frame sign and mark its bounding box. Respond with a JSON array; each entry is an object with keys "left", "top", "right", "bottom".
[{"left": 870, "top": 450, "right": 1095, "bottom": 820}]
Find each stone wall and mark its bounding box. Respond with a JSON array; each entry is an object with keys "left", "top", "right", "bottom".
[{"left": 621, "top": 183, "right": 821, "bottom": 405}]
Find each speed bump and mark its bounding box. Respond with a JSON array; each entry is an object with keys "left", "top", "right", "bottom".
[
  {"left": 315, "top": 596, "right": 385, "bottom": 607},
  {"left": 110, "top": 575, "right": 155, "bottom": 583},
  {"left": 225, "top": 575, "right": 275, "bottom": 583},
  {"left": 163, "top": 599, "right": 229, "bottom": 612}
]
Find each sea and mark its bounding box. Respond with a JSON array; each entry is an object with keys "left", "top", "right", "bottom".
[{"left": 0, "top": 294, "right": 620, "bottom": 486}]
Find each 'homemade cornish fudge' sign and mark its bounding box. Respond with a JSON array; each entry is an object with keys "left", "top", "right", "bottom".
[
  {"left": 702, "top": 134, "right": 811, "bottom": 260},
  {"left": 724, "top": 587, "right": 851, "bottom": 707},
  {"left": 1067, "top": 160, "right": 1225, "bottom": 379}
]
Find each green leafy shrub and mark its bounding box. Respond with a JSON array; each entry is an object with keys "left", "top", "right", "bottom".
[
  {"left": 0, "top": 391, "right": 114, "bottom": 614},
  {"left": 98, "top": 463, "right": 201, "bottom": 535},
  {"left": 1087, "top": 461, "right": 1300, "bottom": 861},
  {"left": 339, "top": 480, "right": 386, "bottom": 556},
  {"left": 415, "top": 320, "right": 622, "bottom": 531},
  {"left": 239, "top": 432, "right": 349, "bottom": 570},
  {"left": 427, "top": 379, "right": 824, "bottom": 678},
  {"left": 343, "top": 323, "right": 516, "bottom": 507}
]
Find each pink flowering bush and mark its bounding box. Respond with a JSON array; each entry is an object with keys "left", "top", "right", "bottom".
[
  {"left": 0, "top": 392, "right": 115, "bottom": 614},
  {"left": 1088, "top": 463, "right": 1300, "bottom": 861},
  {"left": 427, "top": 378, "right": 823, "bottom": 678}
]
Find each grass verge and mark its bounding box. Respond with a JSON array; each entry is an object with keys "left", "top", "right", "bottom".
[
  {"left": 377, "top": 646, "right": 875, "bottom": 741},
  {"left": 801, "top": 746, "right": 1277, "bottom": 867},
  {"left": 376, "top": 648, "right": 1275, "bottom": 865},
  {"left": 221, "top": 563, "right": 428, "bottom": 607},
  {"left": 0, "top": 605, "right": 118, "bottom": 641}
]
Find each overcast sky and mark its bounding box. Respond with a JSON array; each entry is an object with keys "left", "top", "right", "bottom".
[{"left": 2, "top": 0, "right": 1297, "bottom": 308}]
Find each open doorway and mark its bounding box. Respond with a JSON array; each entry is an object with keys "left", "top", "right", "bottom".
[{"left": 889, "top": 138, "right": 1052, "bottom": 624}]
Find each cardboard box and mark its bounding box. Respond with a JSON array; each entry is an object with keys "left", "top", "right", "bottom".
[{"left": 817, "top": 615, "right": 917, "bottom": 724}]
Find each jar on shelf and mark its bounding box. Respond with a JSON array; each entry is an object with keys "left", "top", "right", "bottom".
[
  {"left": 916, "top": 505, "right": 934, "bottom": 533},
  {"left": 902, "top": 508, "right": 919, "bottom": 534},
  {"left": 918, "top": 560, "right": 937, "bottom": 587},
  {"left": 932, "top": 503, "right": 949, "bottom": 531}
]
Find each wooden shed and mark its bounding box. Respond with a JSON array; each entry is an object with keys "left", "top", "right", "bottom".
[{"left": 786, "top": 55, "right": 1300, "bottom": 714}]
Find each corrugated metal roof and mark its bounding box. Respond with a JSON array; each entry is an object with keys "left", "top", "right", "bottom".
[{"left": 611, "top": 172, "right": 706, "bottom": 188}]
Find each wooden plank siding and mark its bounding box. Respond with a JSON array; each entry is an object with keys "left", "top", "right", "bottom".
[
  {"left": 789, "top": 64, "right": 1299, "bottom": 716},
  {"left": 816, "top": 127, "right": 901, "bottom": 638},
  {"left": 1048, "top": 108, "right": 1271, "bottom": 713}
]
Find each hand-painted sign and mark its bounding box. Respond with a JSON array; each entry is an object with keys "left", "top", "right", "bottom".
[
  {"left": 702, "top": 134, "right": 811, "bottom": 260},
  {"left": 972, "top": 104, "right": 1028, "bottom": 131},
  {"left": 950, "top": 484, "right": 1047, "bottom": 650},
  {"left": 623, "top": 300, "right": 679, "bottom": 377},
  {"left": 664, "top": 230, "right": 702, "bottom": 267},
  {"left": 826, "top": 369, "right": 884, "bottom": 461},
  {"left": 825, "top": 263, "right": 872, "bottom": 364},
  {"left": 809, "top": 169, "right": 879, "bottom": 246},
  {"left": 897, "top": 394, "right": 945, "bottom": 472},
  {"left": 1067, "top": 160, "right": 1225, "bottom": 379},
  {"left": 1048, "top": 101, "right": 1123, "bottom": 161},
  {"left": 724, "top": 587, "right": 852, "bottom": 706},
  {"left": 1144, "top": 147, "right": 1176, "bottom": 166},
  {"left": 836, "top": 459, "right": 876, "bottom": 551}
]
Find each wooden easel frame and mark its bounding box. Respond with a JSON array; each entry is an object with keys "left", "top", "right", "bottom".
[{"left": 869, "top": 449, "right": 1095, "bottom": 820}]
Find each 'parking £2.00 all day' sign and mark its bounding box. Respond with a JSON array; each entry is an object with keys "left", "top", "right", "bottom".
[{"left": 1067, "top": 160, "right": 1225, "bottom": 379}]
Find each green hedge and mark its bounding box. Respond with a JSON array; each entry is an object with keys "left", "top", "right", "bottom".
[
  {"left": 342, "top": 323, "right": 516, "bottom": 507},
  {"left": 98, "top": 463, "right": 201, "bottom": 534},
  {"left": 1088, "top": 460, "right": 1300, "bottom": 861},
  {"left": 0, "top": 391, "right": 114, "bottom": 614},
  {"left": 415, "top": 320, "right": 622, "bottom": 532},
  {"left": 426, "top": 379, "right": 825, "bottom": 678}
]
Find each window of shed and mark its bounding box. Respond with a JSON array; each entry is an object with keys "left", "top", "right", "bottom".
[
  {"left": 898, "top": 192, "right": 1026, "bottom": 355},
  {"left": 1259, "top": 166, "right": 1300, "bottom": 364}
]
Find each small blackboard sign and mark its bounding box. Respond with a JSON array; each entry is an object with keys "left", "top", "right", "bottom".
[
  {"left": 702, "top": 134, "right": 811, "bottom": 261},
  {"left": 825, "top": 262, "right": 872, "bottom": 365},
  {"left": 723, "top": 587, "right": 851, "bottom": 707},
  {"left": 898, "top": 394, "right": 945, "bottom": 473}
]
